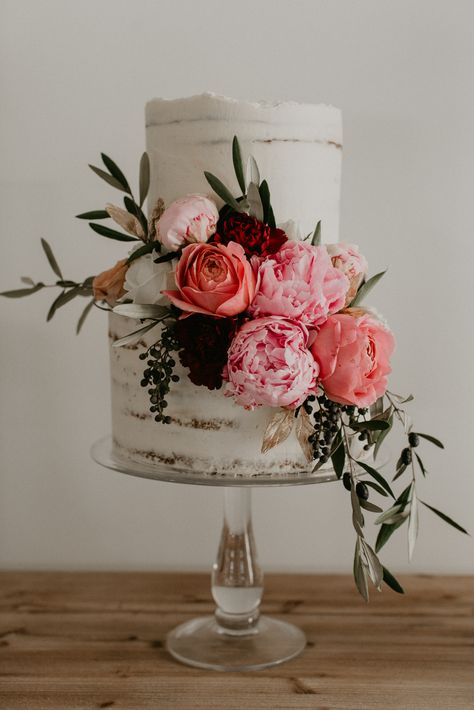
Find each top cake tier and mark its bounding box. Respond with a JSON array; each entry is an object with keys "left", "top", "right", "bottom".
[{"left": 145, "top": 93, "right": 342, "bottom": 240}]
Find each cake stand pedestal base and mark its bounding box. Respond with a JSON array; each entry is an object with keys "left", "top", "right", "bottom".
[{"left": 167, "top": 616, "right": 306, "bottom": 672}]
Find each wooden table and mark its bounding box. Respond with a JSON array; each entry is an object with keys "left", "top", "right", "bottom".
[{"left": 0, "top": 572, "right": 472, "bottom": 709}]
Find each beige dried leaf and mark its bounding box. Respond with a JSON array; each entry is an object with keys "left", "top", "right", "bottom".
[
  {"left": 261, "top": 408, "right": 295, "bottom": 454},
  {"left": 147, "top": 197, "right": 165, "bottom": 241},
  {"left": 295, "top": 407, "right": 315, "bottom": 462},
  {"left": 106, "top": 203, "right": 144, "bottom": 239}
]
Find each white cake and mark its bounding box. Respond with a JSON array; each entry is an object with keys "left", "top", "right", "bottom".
[{"left": 110, "top": 94, "right": 343, "bottom": 476}]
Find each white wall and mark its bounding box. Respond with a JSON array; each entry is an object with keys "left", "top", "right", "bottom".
[{"left": 1, "top": 0, "right": 473, "bottom": 576}]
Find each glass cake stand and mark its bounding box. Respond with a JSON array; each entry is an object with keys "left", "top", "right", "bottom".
[{"left": 91, "top": 435, "right": 337, "bottom": 671}]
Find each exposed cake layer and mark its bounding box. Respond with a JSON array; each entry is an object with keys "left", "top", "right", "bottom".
[
  {"left": 109, "top": 313, "right": 311, "bottom": 475},
  {"left": 145, "top": 93, "right": 342, "bottom": 240}
]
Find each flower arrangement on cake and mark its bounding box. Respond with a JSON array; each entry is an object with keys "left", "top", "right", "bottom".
[{"left": 2, "top": 137, "right": 467, "bottom": 600}]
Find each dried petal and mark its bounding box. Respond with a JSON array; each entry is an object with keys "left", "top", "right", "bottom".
[
  {"left": 295, "top": 407, "right": 314, "bottom": 462},
  {"left": 106, "top": 204, "right": 144, "bottom": 239},
  {"left": 261, "top": 408, "right": 295, "bottom": 454}
]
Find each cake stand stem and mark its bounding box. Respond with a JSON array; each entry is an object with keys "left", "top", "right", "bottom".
[{"left": 166, "top": 486, "right": 307, "bottom": 671}]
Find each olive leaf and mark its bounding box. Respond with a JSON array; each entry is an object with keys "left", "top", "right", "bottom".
[
  {"left": 88, "top": 223, "right": 138, "bottom": 242},
  {"left": 359, "top": 500, "right": 383, "bottom": 513},
  {"left": 113, "top": 303, "right": 171, "bottom": 320},
  {"left": 126, "top": 242, "right": 156, "bottom": 265},
  {"left": 112, "top": 321, "right": 160, "bottom": 348},
  {"left": 258, "top": 180, "right": 271, "bottom": 224},
  {"left": 89, "top": 164, "right": 126, "bottom": 192},
  {"left": 21, "top": 277, "right": 35, "bottom": 286},
  {"left": 383, "top": 566, "right": 404, "bottom": 594},
  {"left": 360, "top": 538, "right": 383, "bottom": 589},
  {"left": 295, "top": 408, "right": 314, "bottom": 462},
  {"left": 351, "top": 419, "right": 390, "bottom": 432},
  {"left": 247, "top": 182, "right": 264, "bottom": 221},
  {"left": 76, "top": 299, "right": 94, "bottom": 334},
  {"left": 356, "top": 461, "right": 395, "bottom": 498},
  {"left": 413, "top": 432, "right": 444, "bottom": 449},
  {"left": 408, "top": 492, "right": 419, "bottom": 560},
  {"left": 261, "top": 408, "right": 295, "bottom": 454},
  {"left": 232, "top": 136, "right": 246, "bottom": 194},
  {"left": 246, "top": 155, "right": 260, "bottom": 189},
  {"left": 1, "top": 284, "right": 44, "bottom": 298},
  {"left": 204, "top": 172, "right": 242, "bottom": 212},
  {"left": 139, "top": 152, "right": 150, "bottom": 207},
  {"left": 353, "top": 538, "right": 369, "bottom": 601},
  {"left": 101, "top": 153, "right": 131, "bottom": 193},
  {"left": 76, "top": 210, "right": 110, "bottom": 220},
  {"left": 311, "top": 220, "right": 321, "bottom": 246},
  {"left": 375, "top": 504, "right": 405, "bottom": 525},
  {"left": 105, "top": 204, "right": 144, "bottom": 239},
  {"left": 350, "top": 270, "right": 386, "bottom": 307},
  {"left": 41, "top": 238, "right": 63, "bottom": 279},
  {"left": 330, "top": 429, "right": 345, "bottom": 478},
  {"left": 419, "top": 501, "right": 468, "bottom": 534}
]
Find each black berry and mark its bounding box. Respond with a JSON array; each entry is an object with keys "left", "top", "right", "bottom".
[
  {"left": 356, "top": 482, "right": 369, "bottom": 500},
  {"left": 408, "top": 432, "right": 420, "bottom": 447},
  {"left": 342, "top": 472, "right": 352, "bottom": 491},
  {"left": 401, "top": 447, "right": 412, "bottom": 465}
]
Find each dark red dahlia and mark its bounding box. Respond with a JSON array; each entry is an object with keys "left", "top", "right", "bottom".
[
  {"left": 175, "top": 315, "right": 237, "bottom": 390},
  {"left": 213, "top": 212, "right": 287, "bottom": 258}
]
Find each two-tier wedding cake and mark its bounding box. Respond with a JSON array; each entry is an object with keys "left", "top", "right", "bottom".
[{"left": 109, "top": 94, "right": 343, "bottom": 474}]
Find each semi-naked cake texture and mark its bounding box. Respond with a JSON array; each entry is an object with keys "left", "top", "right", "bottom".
[{"left": 110, "top": 94, "right": 343, "bottom": 475}]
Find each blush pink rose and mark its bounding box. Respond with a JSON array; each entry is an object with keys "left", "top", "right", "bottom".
[
  {"left": 157, "top": 194, "right": 219, "bottom": 251},
  {"left": 163, "top": 241, "right": 256, "bottom": 317},
  {"left": 249, "top": 241, "right": 349, "bottom": 327},
  {"left": 224, "top": 316, "right": 319, "bottom": 409},
  {"left": 326, "top": 242, "right": 368, "bottom": 306},
  {"left": 311, "top": 309, "right": 395, "bottom": 407}
]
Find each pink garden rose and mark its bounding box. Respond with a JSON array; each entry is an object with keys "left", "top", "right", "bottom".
[
  {"left": 157, "top": 194, "right": 219, "bottom": 251},
  {"left": 225, "top": 317, "right": 318, "bottom": 409},
  {"left": 163, "top": 241, "right": 256, "bottom": 317},
  {"left": 311, "top": 309, "right": 395, "bottom": 407},
  {"left": 249, "top": 241, "right": 349, "bottom": 328},
  {"left": 326, "top": 242, "right": 368, "bottom": 306}
]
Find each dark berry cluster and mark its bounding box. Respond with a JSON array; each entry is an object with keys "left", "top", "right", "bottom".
[
  {"left": 306, "top": 393, "right": 342, "bottom": 463},
  {"left": 139, "top": 324, "right": 180, "bottom": 424}
]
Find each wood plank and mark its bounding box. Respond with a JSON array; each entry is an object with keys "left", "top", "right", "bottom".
[{"left": 0, "top": 572, "right": 472, "bottom": 709}]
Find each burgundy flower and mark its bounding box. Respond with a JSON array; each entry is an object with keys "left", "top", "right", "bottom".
[
  {"left": 175, "top": 315, "right": 237, "bottom": 390},
  {"left": 213, "top": 212, "right": 287, "bottom": 258}
]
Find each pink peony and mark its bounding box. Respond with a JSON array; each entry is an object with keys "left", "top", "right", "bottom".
[
  {"left": 163, "top": 241, "right": 256, "bottom": 317},
  {"left": 311, "top": 309, "right": 395, "bottom": 407},
  {"left": 249, "top": 241, "right": 349, "bottom": 328},
  {"left": 326, "top": 242, "right": 368, "bottom": 306},
  {"left": 157, "top": 194, "right": 219, "bottom": 251},
  {"left": 225, "top": 316, "right": 319, "bottom": 409}
]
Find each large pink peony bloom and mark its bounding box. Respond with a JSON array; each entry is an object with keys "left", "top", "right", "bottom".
[
  {"left": 326, "top": 242, "right": 368, "bottom": 306},
  {"left": 249, "top": 241, "right": 349, "bottom": 327},
  {"left": 163, "top": 241, "right": 256, "bottom": 317},
  {"left": 157, "top": 194, "right": 219, "bottom": 251},
  {"left": 225, "top": 316, "right": 319, "bottom": 409},
  {"left": 311, "top": 309, "right": 395, "bottom": 407}
]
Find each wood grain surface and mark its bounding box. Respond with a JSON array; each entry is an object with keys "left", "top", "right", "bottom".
[{"left": 0, "top": 572, "right": 472, "bottom": 709}]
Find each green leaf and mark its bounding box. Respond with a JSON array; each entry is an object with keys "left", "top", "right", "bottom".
[
  {"left": 361, "top": 538, "right": 383, "bottom": 589},
  {"left": 88, "top": 222, "right": 138, "bottom": 242},
  {"left": 311, "top": 220, "right": 321, "bottom": 246},
  {"left": 351, "top": 419, "right": 390, "bottom": 432},
  {"left": 139, "top": 152, "right": 150, "bottom": 207},
  {"left": 259, "top": 180, "right": 271, "bottom": 224},
  {"left": 331, "top": 430, "right": 345, "bottom": 478},
  {"left": 408, "top": 493, "right": 419, "bottom": 560},
  {"left": 123, "top": 195, "right": 148, "bottom": 237},
  {"left": 267, "top": 204, "right": 276, "bottom": 229},
  {"left": 362, "top": 480, "right": 389, "bottom": 497},
  {"left": 415, "top": 452, "right": 427, "bottom": 476},
  {"left": 414, "top": 432, "right": 444, "bottom": 449},
  {"left": 21, "top": 276, "right": 35, "bottom": 286},
  {"left": 154, "top": 251, "right": 178, "bottom": 264},
  {"left": 419, "top": 501, "right": 469, "bottom": 535},
  {"left": 76, "top": 210, "right": 110, "bottom": 220},
  {"left": 375, "top": 504, "right": 404, "bottom": 525},
  {"left": 113, "top": 303, "right": 171, "bottom": 320},
  {"left": 356, "top": 461, "right": 395, "bottom": 498},
  {"left": 204, "top": 172, "right": 242, "bottom": 212},
  {"left": 246, "top": 155, "right": 260, "bottom": 188},
  {"left": 1, "top": 284, "right": 44, "bottom": 298},
  {"left": 382, "top": 566, "right": 404, "bottom": 594},
  {"left": 112, "top": 321, "right": 160, "bottom": 348},
  {"left": 40, "top": 238, "right": 63, "bottom": 279},
  {"left": 47, "top": 286, "right": 82, "bottom": 321},
  {"left": 359, "top": 499, "right": 383, "bottom": 513},
  {"left": 392, "top": 463, "right": 407, "bottom": 481},
  {"left": 375, "top": 519, "right": 405, "bottom": 552},
  {"left": 101, "top": 153, "right": 131, "bottom": 193},
  {"left": 353, "top": 539, "right": 369, "bottom": 601},
  {"left": 350, "top": 270, "right": 386, "bottom": 307},
  {"left": 247, "top": 182, "right": 264, "bottom": 221},
  {"left": 127, "top": 242, "right": 156, "bottom": 265},
  {"left": 88, "top": 165, "right": 126, "bottom": 192},
  {"left": 374, "top": 415, "right": 393, "bottom": 459},
  {"left": 396, "top": 483, "right": 413, "bottom": 506},
  {"left": 76, "top": 299, "right": 94, "bottom": 334},
  {"left": 232, "top": 136, "right": 246, "bottom": 194}
]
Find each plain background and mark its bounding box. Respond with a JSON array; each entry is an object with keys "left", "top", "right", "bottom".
[{"left": 1, "top": 0, "right": 473, "bottom": 577}]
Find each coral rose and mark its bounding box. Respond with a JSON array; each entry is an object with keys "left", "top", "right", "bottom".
[
  {"left": 163, "top": 241, "right": 256, "bottom": 317},
  {"left": 92, "top": 259, "right": 128, "bottom": 306},
  {"left": 326, "top": 243, "right": 368, "bottom": 306},
  {"left": 224, "top": 316, "right": 319, "bottom": 409},
  {"left": 311, "top": 310, "right": 395, "bottom": 407},
  {"left": 157, "top": 194, "right": 219, "bottom": 251},
  {"left": 249, "top": 241, "right": 348, "bottom": 328}
]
